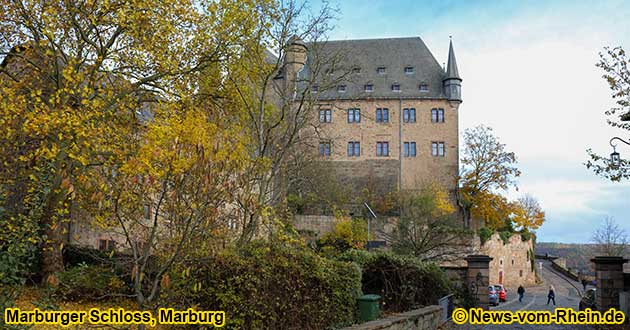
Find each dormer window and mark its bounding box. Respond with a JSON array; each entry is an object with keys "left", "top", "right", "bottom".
[
  {"left": 312, "top": 84, "right": 319, "bottom": 93},
  {"left": 377, "top": 67, "right": 386, "bottom": 74},
  {"left": 404, "top": 66, "right": 414, "bottom": 74},
  {"left": 391, "top": 84, "right": 400, "bottom": 92},
  {"left": 364, "top": 84, "right": 374, "bottom": 92},
  {"left": 352, "top": 67, "right": 361, "bottom": 74},
  {"left": 337, "top": 85, "right": 346, "bottom": 93},
  {"left": 419, "top": 84, "right": 429, "bottom": 92}
]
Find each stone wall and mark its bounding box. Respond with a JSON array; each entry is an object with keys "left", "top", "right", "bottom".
[
  {"left": 340, "top": 306, "right": 442, "bottom": 330},
  {"left": 479, "top": 232, "right": 536, "bottom": 289}
]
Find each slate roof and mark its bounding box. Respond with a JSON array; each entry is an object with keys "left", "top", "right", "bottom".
[{"left": 301, "top": 37, "right": 449, "bottom": 100}]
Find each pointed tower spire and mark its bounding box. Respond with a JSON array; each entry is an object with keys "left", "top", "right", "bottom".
[
  {"left": 445, "top": 37, "right": 460, "bottom": 80},
  {"left": 443, "top": 36, "right": 462, "bottom": 102}
]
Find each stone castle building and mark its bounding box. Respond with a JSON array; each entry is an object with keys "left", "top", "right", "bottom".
[{"left": 281, "top": 36, "right": 462, "bottom": 199}]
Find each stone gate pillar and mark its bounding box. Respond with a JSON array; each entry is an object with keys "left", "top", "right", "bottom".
[
  {"left": 591, "top": 256, "right": 628, "bottom": 311},
  {"left": 466, "top": 255, "right": 493, "bottom": 310}
]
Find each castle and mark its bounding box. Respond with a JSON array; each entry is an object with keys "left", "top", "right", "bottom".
[{"left": 281, "top": 36, "right": 462, "bottom": 197}]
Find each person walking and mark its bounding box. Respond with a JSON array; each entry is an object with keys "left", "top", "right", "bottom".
[
  {"left": 547, "top": 285, "right": 556, "bottom": 306},
  {"left": 517, "top": 285, "right": 525, "bottom": 303}
]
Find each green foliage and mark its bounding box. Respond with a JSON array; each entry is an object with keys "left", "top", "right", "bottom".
[
  {"left": 529, "top": 248, "right": 535, "bottom": 272},
  {"left": 498, "top": 231, "right": 513, "bottom": 245},
  {"left": 0, "top": 212, "right": 41, "bottom": 285},
  {"left": 340, "top": 250, "right": 452, "bottom": 313},
  {"left": 520, "top": 230, "right": 533, "bottom": 242},
  {"left": 478, "top": 227, "right": 493, "bottom": 245},
  {"left": 169, "top": 241, "right": 362, "bottom": 329},
  {"left": 55, "top": 264, "right": 129, "bottom": 301}
]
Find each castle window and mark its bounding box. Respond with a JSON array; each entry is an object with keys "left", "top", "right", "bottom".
[
  {"left": 403, "top": 108, "right": 416, "bottom": 123},
  {"left": 364, "top": 84, "right": 374, "bottom": 92},
  {"left": 404, "top": 142, "right": 416, "bottom": 157},
  {"left": 512, "top": 259, "right": 515, "bottom": 265},
  {"left": 432, "top": 142, "right": 445, "bottom": 157},
  {"left": 520, "top": 270, "right": 523, "bottom": 277},
  {"left": 377, "top": 67, "right": 386, "bottom": 74},
  {"left": 391, "top": 84, "right": 401, "bottom": 92},
  {"left": 319, "top": 142, "right": 331, "bottom": 156},
  {"left": 376, "top": 142, "right": 389, "bottom": 157},
  {"left": 347, "top": 142, "right": 360, "bottom": 157},
  {"left": 319, "top": 109, "right": 331, "bottom": 123},
  {"left": 347, "top": 108, "right": 361, "bottom": 123},
  {"left": 337, "top": 85, "right": 346, "bottom": 93},
  {"left": 376, "top": 108, "right": 389, "bottom": 123},
  {"left": 404, "top": 66, "right": 414, "bottom": 74},
  {"left": 419, "top": 84, "right": 429, "bottom": 92},
  {"left": 312, "top": 84, "right": 319, "bottom": 93},
  {"left": 431, "top": 108, "right": 444, "bottom": 123},
  {"left": 98, "top": 239, "right": 116, "bottom": 251},
  {"left": 352, "top": 67, "right": 361, "bottom": 74}
]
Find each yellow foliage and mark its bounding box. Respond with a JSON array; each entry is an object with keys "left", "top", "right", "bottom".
[{"left": 320, "top": 216, "right": 368, "bottom": 251}]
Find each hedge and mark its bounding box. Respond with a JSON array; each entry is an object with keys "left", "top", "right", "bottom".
[
  {"left": 170, "top": 241, "right": 362, "bottom": 330},
  {"left": 339, "top": 250, "right": 452, "bottom": 313}
]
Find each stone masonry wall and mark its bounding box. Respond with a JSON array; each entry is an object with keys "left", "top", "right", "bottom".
[
  {"left": 480, "top": 232, "right": 536, "bottom": 289},
  {"left": 340, "top": 305, "right": 442, "bottom": 330}
]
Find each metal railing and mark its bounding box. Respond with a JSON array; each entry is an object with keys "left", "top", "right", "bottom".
[{"left": 438, "top": 294, "right": 454, "bottom": 322}]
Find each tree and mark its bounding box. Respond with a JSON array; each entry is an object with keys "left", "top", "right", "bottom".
[
  {"left": 592, "top": 216, "right": 628, "bottom": 257},
  {"left": 0, "top": 0, "right": 273, "bottom": 284},
  {"left": 225, "top": 0, "right": 350, "bottom": 243},
  {"left": 512, "top": 194, "right": 545, "bottom": 231},
  {"left": 383, "top": 184, "right": 473, "bottom": 262},
  {"left": 469, "top": 190, "right": 514, "bottom": 230},
  {"left": 459, "top": 125, "right": 521, "bottom": 228},
  {"left": 586, "top": 46, "right": 630, "bottom": 181}
]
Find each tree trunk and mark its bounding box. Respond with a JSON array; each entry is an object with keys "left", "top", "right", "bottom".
[
  {"left": 40, "top": 176, "right": 67, "bottom": 285},
  {"left": 41, "top": 211, "right": 65, "bottom": 285}
]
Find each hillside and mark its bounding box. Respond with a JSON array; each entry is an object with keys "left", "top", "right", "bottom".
[{"left": 536, "top": 242, "right": 598, "bottom": 275}]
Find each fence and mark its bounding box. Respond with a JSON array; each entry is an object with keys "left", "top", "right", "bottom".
[{"left": 438, "top": 294, "right": 454, "bottom": 322}]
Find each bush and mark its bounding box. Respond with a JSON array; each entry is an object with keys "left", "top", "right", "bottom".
[
  {"left": 55, "top": 264, "right": 129, "bottom": 300},
  {"left": 0, "top": 213, "right": 41, "bottom": 285},
  {"left": 169, "top": 241, "right": 362, "bottom": 329},
  {"left": 340, "top": 250, "right": 452, "bottom": 313},
  {"left": 318, "top": 217, "right": 367, "bottom": 255},
  {"left": 478, "top": 227, "right": 493, "bottom": 245},
  {"left": 498, "top": 231, "right": 512, "bottom": 245},
  {"left": 520, "top": 230, "right": 533, "bottom": 242}
]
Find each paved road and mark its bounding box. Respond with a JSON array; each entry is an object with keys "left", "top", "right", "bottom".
[{"left": 445, "top": 259, "right": 594, "bottom": 330}]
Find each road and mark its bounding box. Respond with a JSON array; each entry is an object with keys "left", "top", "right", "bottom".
[{"left": 444, "top": 259, "right": 594, "bottom": 330}]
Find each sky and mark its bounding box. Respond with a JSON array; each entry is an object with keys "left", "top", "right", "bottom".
[{"left": 313, "top": 0, "right": 630, "bottom": 243}]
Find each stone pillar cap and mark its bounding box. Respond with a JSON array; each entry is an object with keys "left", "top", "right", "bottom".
[{"left": 590, "top": 256, "right": 629, "bottom": 264}]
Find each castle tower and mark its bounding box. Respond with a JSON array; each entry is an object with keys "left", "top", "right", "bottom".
[
  {"left": 283, "top": 35, "right": 308, "bottom": 95},
  {"left": 443, "top": 38, "right": 462, "bottom": 102}
]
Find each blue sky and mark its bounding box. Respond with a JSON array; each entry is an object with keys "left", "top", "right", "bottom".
[{"left": 314, "top": 0, "right": 630, "bottom": 243}]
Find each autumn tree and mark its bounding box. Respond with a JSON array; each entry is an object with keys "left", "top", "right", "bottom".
[
  {"left": 0, "top": 0, "right": 273, "bottom": 284},
  {"left": 225, "top": 0, "right": 351, "bottom": 242},
  {"left": 586, "top": 46, "right": 630, "bottom": 181},
  {"left": 383, "top": 184, "right": 473, "bottom": 262},
  {"left": 512, "top": 194, "right": 545, "bottom": 231},
  {"left": 459, "top": 125, "right": 521, "bottom": 228},
  {"left": 592, "top": 217, "right": 629, "bottom": 257}
]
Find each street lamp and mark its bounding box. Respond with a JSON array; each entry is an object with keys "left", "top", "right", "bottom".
[{"left": 609, "top": 137, "right": 630, "bottom": 168}]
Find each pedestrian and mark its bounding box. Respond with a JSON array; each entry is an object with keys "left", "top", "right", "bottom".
[
  {"left": 517, "top": 285, "right": 525, "bottom": 303},
  {"left": 582, "top": 279, "right": 587, "bottom": 291},
  {"left": 547, "top": 285, "right": 556, "bottom": 306}
]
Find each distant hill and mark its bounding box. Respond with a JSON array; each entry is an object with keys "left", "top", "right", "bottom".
[
  {"left": 536, "top": 242, "right": 598, "bottom": 275},
  {"left": 536, "top": 242, "right": 630, "bottom": 275}
]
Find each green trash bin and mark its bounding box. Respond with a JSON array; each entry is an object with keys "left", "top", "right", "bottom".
[{"left": 357, "top": 294, "right": 381, "bottom": 322}]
